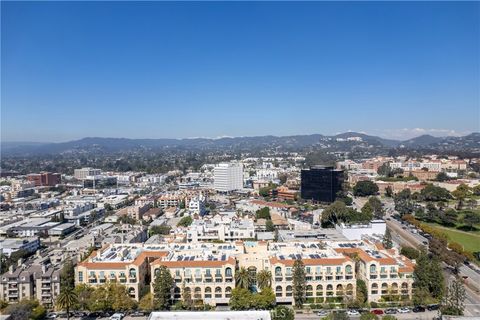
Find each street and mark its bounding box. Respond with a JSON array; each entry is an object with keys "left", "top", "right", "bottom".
[{"left": 385, "top": 206, "right": 480, "bottom": 317}]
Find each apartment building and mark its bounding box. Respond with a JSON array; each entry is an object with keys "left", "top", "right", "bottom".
[
  {"left": 74, "top": 240, "right": 415, "bottom": 306},
  {"left": 76, "top": 244, "right": 169, "bottom": 300},
  {"left": 0, "top": 264, "right": 41, "bottom": 304},
  {"left": 185, "top": 214, "right": 255, "bottom": 243},
  {"left": 334, "top": 242, "right": 415, "bottom": 302},
  {"left": 150, "top": 248, "right": 237, "bottom": 305},
  {"left": 35, "top": 266, "right": 61, "bottom": 308},
  {"left": 214, "top": 163, "right": 243, "bottom": 192}
]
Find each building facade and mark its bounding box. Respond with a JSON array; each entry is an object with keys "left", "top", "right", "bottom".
[
  {"left": 214, "top": 163, "right": 243, "bottom": 192},
  {"left": 301, "top": 166, "right": 344, "bottom": 203}
]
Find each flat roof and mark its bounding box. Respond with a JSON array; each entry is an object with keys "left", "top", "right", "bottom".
[{"left": 148, "top": 311, "right": 271, "bottom": 320}]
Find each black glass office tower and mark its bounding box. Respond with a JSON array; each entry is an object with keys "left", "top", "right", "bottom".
[{"left": 301, "top": 166, "right": 344, "bottom": 203}]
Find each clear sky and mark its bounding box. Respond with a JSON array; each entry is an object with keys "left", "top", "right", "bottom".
[{"left": 1, "top": 1, "right": 479, "bottom": 142}]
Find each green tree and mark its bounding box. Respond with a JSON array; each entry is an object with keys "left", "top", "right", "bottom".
[
  {"left": 235, "top": 267, "right": 252, "bottom": 290},
  {"left": 57, "top": 286, "right": 78, "bottom": 320},
  {"left": 292, "top": 258, "right": 306, "bottom": 307},
  {"left": 462, "top": 211, "right": 480, "bottom": 230},
  {"left": 356, "top": 279, "right": 368, "bottom": 305},
  {"left": 265, "top": 220, "right": 275, "bottom": 232},
  {"left": 149, "top": 225, "right": 172, "bottom": 236},
  {"left": 353, "top": 181, "right": 379, "bottom": 197},
  {"left": 256, "top": 207, "right": 271, "bottom": 220},
  {"left": 400, "top": 247, "right": 420, "bottom": 260},
  {"left": 177, "top": 216, "right": 193, "bottom": 227},
  {"left": 385, "top": 186, "right": 394, "bottom": 197},
  {"left": 73, "top": 284, "right": 94, "bottom": 311},
  {"left": 441, "top": 276, "right": 466, "bottom": 316},
  {"left": 60, "top": 260, "right": 75, "bottom": 290},
  {"left": 367, "top": 196, "right": 384, "bottom": 219},
  {"left": 420, "top": 184, "right": 452, "bottom": 202},
  {"left": 229, "top": 287, "right": 254, "bottom": 310},
  {"left": 382, "top": 228, "right": 393, "bottom": 249},
  {"left": 153, "top": 266, "right": 174, "bottom": 310},
  {"left": 257, "top": 270, "right": 273, "bottom": 290},
  {"left": 436, "top": 172, "right": 451, "bottom": 182},
  {"left": 255, "top": 287, "right": 276, "bottom": 309},
  {"left": 138, "top": 293, "right": 154, "bottom": 312},
  {"left": 271, "top": 306, "right": 294, "bottom": 320},
  {"left": 413, "top": 251, "right": 445, "bottom": 301}
]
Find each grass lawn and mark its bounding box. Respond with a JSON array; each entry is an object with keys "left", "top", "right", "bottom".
[{"left": 425, "top": 223, "right": 480, "bottom": 252}]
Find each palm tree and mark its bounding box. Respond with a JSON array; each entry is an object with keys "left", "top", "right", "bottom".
[
  {"left": 235, "top": 267, "right": 251, "bottom": 290},
  {"left": 257, "top": 270, "right": 272, "bottom": 290},
  {"left": 56, "top": 286, "right": 78, "bottom": 320}
]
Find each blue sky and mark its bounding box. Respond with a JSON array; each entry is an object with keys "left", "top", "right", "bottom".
[{"left": 1, "top": 1, "right": 479, "bottom": 142}]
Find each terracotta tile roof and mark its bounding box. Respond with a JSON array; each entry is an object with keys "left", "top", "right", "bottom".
[
  {"left": 269, "top": 256, "right": 351, "bottom": 267},
  {"left": 152, "top": 256, "right": 236, "bottom": 268},
  {"left": 78, "top": 262, "right": 129, "bottom": 269},
  {"left": 250, "top": 200, "right": 291, "bottom": 209}
]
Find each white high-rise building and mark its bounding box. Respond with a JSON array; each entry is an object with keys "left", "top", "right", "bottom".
[
  {"left": 74, "top": 168, "right": 101, "bottom": 180},
  {"left": 214, "top": 163, "right": 243, "bottom": 192}
]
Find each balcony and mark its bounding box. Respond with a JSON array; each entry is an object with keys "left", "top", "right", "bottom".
[{"left": 275, "top": 277, "right": 283, "bottom": 282}]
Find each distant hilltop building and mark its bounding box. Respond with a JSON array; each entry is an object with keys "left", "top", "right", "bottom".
[
  {"left": 301, "top": 166, "right": 344, "bottom": 203},
  {"left": 214, "top": 163, "right": 243, "bottom": 192}
]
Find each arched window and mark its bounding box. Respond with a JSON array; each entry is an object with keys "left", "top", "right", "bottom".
[
  {"left": 345, "top": 265, "right": 352, "bottom": 274},
  {"left": 346, "top": 284, "right": 354, "bottom": 296},
  {"left": 391, "top": 283, "right": 399, "bottom": 294},
  {"left": 128, "top": 287, "right": 135, "bottom": 297},
  {"left": 370, "top": 264, "right": 377, "bottom": 273},
  {"left": 326, "top": 284, "right": 333, "bottom": 296},
  {"left": 401, "top": 282, "right": 409, "bottom": 294},
  {"left": 154, "top": 268, "right": 160, "bottom": 275},
  {"left": 194, "top": 287, "right": 201, "bottom": 299},
  {"left": 275, "top": 267, "right": 282, "bottom": 276},
  {"left": 225, "top": 267, "right": 232, "bottom": 277},
  {"left": 275, "top": 285, "right": 283, "bottom": 297},
  {"left": 225, "top": 286, "right": 232, "bottom": 298},
  {"left": 371, "top": 283, "right": 378, "bottom": 295},
  {"left": 306, "top": 285, "right": 313, "bottom": 297},
  {"left": 286, "top": 285, "right": 293, "bottom": 297},
  {"left": 215, "top": 286, "right": 222, "bottom": 298},
  {"left": 129, "top": 268, "right": 136, "bottom": 277},
  {"left": 336, "top": 284, "right": 344, "bottom": 296},
  {"left": 381, "top": 283, "right": 388, "bottom": 294},
  {"left": 316, "top": 285, "right": 323, "bottom": 296},
  {"left": 205, "top": 287, "right": 212, "bottom": 293}
]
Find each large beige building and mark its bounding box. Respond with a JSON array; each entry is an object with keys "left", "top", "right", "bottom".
[{"left": 75, "top": 240, "right": 415, "bottom": 306}]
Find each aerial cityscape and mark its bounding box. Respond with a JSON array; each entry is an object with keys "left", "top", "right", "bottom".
[{"left": 1, "top": 1, "right": 479, "bottom": 320}]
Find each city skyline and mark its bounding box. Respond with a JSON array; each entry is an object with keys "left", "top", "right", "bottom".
[{"left": 2, "top": 1, "right": 479, "bottom": 142}]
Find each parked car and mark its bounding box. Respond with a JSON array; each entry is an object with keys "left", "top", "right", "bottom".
[
  {"left": 347, "top": 310, "right": 360, "bottom": 316},
  {"left": 384, "top": 308, "right": 397, "bottom": 314},
  {"left": 397, "top": 307, "right": 410, "bottom": 313},
  {"left": 110, "top": 313, "right": 124, "bottom": 320},
  {"left": 46, "top": 314, "right": 58, "bottom": 319},
  {"left": 317, "top": 310, "right": 329, "bottom": 316},
  {"left": 130, "top": 311, "right": 145, "bottom": 317},
  {"left": 412, "top": 306, "right": 426, "bottom": 313},
  {"left": 427, "top": 304, "right": 440, "bottom": 311},
  {"left": 371, "top": 309, "right": 384, "bottom": 315}
]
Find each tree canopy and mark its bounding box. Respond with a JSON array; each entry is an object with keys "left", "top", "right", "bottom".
[{"left": 353, "top": 181, "right": 379, "bottom": 197}]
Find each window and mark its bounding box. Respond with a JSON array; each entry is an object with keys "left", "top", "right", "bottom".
[
  {"left": 225, "top": 268, "right": 232, "bottom": 277},
  {"left": 275, "top": 286, "right": 283, "bottom": 297},
  {"left": 78, "top": 272, "right": 83, "bottom": 282},
  {"left": 205, "top": 269, "right": 211, "bottom": 276},
  {"left": 370, "top": 264, "right": 377, "bottom": 273},
  {"left": 345, "top": 265, "right": 352, "bottom": 274},
  {"left": 286, "top": 285, "right": 293, "bottom": 297},
  {"left": 286, "top": 267, "right": 292, "bottom": 276},
  {"left": 275, "top": 267, "right": 282, "bottom": 277},
  {"left": 306, "top": 285, "right": 313, "bottom": 296},
  {"left": 326, "top": 267, "right": 331, "bottom": 274},
  {"left": 336, "top": 266, "right": 341, "bottom": 273},
  {"left": 306, "top": 267, "right": 311, "bottom": 274}
]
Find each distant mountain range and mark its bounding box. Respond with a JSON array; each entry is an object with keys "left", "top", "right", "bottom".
[{"left": 2, "top": 132, "right": 479, "bottom": 156}]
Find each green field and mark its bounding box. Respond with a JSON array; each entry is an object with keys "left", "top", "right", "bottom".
[{"left": 425, "top": 223, "right": 480, "bottom": 253}]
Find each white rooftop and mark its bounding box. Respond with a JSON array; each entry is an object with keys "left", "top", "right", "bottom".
[{"left": 148, "top": 311, "right": 271, "bottom": 320}]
